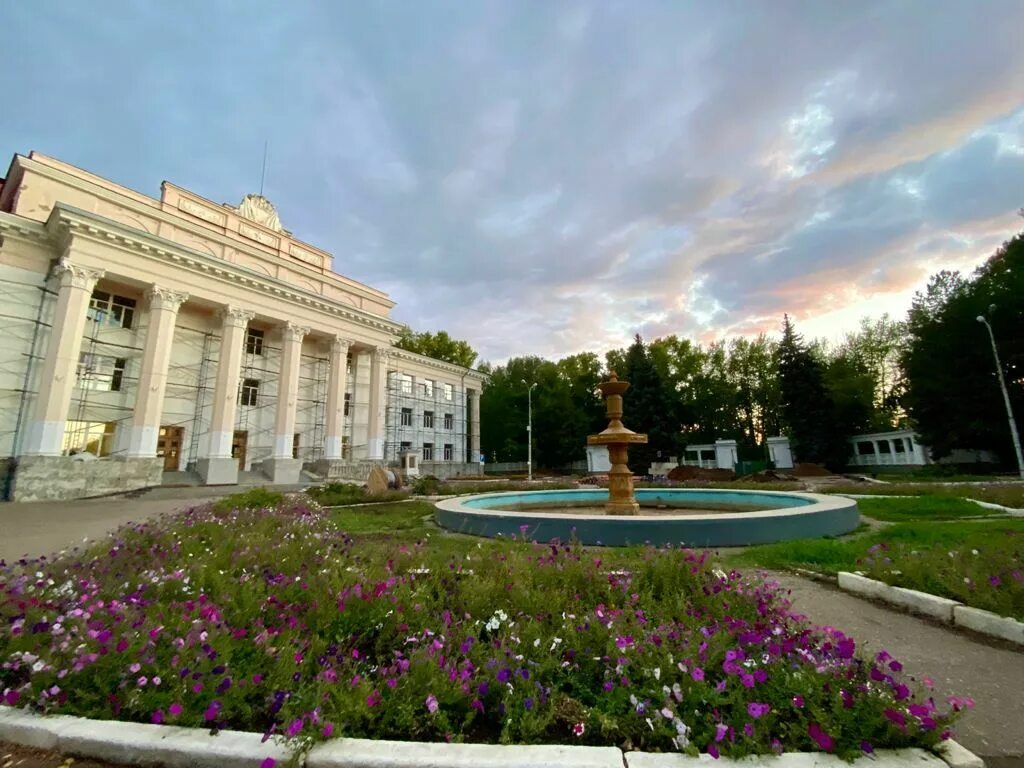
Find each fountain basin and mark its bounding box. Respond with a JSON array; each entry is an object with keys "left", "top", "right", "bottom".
[{"left": 435, "top": 488, "right": 859, "bottom": 547}]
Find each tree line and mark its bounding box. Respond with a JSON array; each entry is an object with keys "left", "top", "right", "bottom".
[{"left": 414, "top": 230, "right": 1024, "bottom": 471}]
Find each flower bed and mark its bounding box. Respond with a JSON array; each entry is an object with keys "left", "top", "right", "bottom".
[
  {"left": 859, "top": 530, "right": 1024, "bottom": 620},
  {"left": 1, "top": 497, "right": 967, "bottom": 759}
]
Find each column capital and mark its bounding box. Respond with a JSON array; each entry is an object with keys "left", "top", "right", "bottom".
[
  {"left": 146, "top": 286, "right": 189, "bottom": 313},
  {"left": 55, "top": 259, "right": 104, "bottom": 291},
  {"left": 283, "top": 322, "right": 311, "bottom": 343},
  {"left": 218, "top": 305, "right": 255, "bottom": 327},
  {"left": 331, "top": 335, "right": 355, "bottom": 353},
  {"left": 372, "top": 346, "right": 392, "bottom": 365}
]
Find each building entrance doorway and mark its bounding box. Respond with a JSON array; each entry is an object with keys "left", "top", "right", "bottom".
[
  {"left": 232, "top": 430, "right": 248, "bottom": 470},
  {"left": 157, "top": 426, "right": 184, "bottom": 471}
]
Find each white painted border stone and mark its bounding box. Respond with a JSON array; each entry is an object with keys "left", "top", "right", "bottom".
[
  {"left": 625, "top": 749, "right": 948, "bottom": 768},
  {"left": 839, "top": 573, "right": 957, "bottom": 623},
  {"left": 953, "top": 605, "right": 1024, "bottom": 646},
  {"left": 838, "top": 571, "right": 890, "bottom": 600},
  {"left": 308, "top": 738, "right": 623, "bottom": 768},
  {"left": 0, "top": 707, "right": 986, "bottom": 768}
]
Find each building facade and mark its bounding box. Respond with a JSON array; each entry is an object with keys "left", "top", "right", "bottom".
[{"left": 0, "top": 152, "right": 485, "bottom": 501}]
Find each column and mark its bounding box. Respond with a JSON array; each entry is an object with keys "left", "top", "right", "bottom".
[
  {"left": 197, "top": 306, "right": 252, "bottom": 484},
  {"left": 323, "top": 336, "right": 352, "bottom": 460},
  {"left": 22, "top": 259, "right": 105, "bottom": 456},
  {"left": 468, "top": 388, "right": 481, "bottom": 464},
  {"left": 262, "top": 322, "right": 309, "bottom": 484},
  {"left": 365, "top": 347, "right": 390, "bottom": 460},
  {"left": 125, "top": 287, "right": 189, "bottom": 457}
]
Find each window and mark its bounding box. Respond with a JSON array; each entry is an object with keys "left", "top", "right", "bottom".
[
  {"left": 422, "top": 379, "right": 434, "bottom": 398},
  {"left": 399, "top": 374, "right": 413, "bottom": 394},
  {"left": 88, "top": 290, "right": 136, "bottom": 329},
  {"left": 245, "top": 328, "right": 264, "bottom": 356},
  {"left": 63, "top": 420, "right": 116, "bottom": 457},
  {"left": 400, "top": 441, "right": 412, "bottom": 451},
  {"left": 240, "top": 378, "right": 260, "bottom": 406},
  {"left": 344, "top": 392, "right": 351, "bottom": 416},
  {"left": 400, "top": 407, "right": 413, "bottom": 426},
  {"left": 444, "top": 443, "right": 454, "bottom": 461},
  {"left": 443, "top": 413, "right": 454, "bottom": 430},
  {"left": 443, "top": 383, "right": 453, "bottom": 401},
  {"left": 422, "top": 443, "right": 433, "bottom": 460},
  {"left": 77, "top": 354, "right": 127, "bottom": 392},
  {"left": 423, "top": 410, "right": 434, "bottom": 428}
]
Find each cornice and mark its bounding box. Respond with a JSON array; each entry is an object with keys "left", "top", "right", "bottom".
[
  {"left": 0, "top": 212, "right": 48, "bottom": 243},
  {"left": 43, "top": 204, "right": 404, "bottom": 336},
  {"left": 13, "top": 155, "right": 393, "bottom": 307},
  {"left": 388, "top": 347, "right": 488, "bottom": 381}
]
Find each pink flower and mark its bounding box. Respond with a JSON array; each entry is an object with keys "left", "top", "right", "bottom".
[
  {"left": 572, "top": 722, "right": 585, "bottom": 737},
  {"left": 260, "top": 759, "right": 277, "bottom": 768},
  {"left": 747, "top": 702, "right": 770, "bottom": 719},
  {"left": 425, "top": 694, "right": 439, "bottom": 714},
  {"left": 714, "top": 724, "right": 728, "bottom": 742},
  {"left": 792, "top": 696, "right": 805, "bottom": 708},
  {"left": 322, "top": 723, "right": 334, "bottom": 738},
  {"left": 169, "top": 703, "right": 183, "bottom": 717},
  {"left": 367, "top": 690, "right": 381, "bottom": 707}
]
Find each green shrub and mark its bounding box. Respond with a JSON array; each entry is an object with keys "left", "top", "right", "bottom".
[
  {"left": 411, "top": 475, "right": 444, "bottom": 495},
  {"left": 308, "top": 482, "right": 409, "bottom": 506},
  {"left": 211, "top": 487, "right": 284, "bottom": 513}
]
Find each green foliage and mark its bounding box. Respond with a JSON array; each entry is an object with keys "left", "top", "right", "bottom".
[
  {"left": 821, "top": 482, "right": 1024, "bottom": 508},
  {"left": 902, "top": 233, "right": 1024, "bottom": 462},
  {"left": 394, "top": 328, "right": 478, "bottom": 368},
  {"left": 411, "top": 475, "right": 444, "bottom": 495},
  {"left": 329, "top": 501, "right": 434, "bottom": 534},
  {"left": 307, "top": 482, "right": 409, "bottom": 506},
  {"left": 212, "top": 487, "right": 284, "bottom": 513},
  {"left": 730, "top": 519, "right": 1024, "bottom": 619},
  {"left": 853, "top": 496, "right": 993, "bottom": 522}
]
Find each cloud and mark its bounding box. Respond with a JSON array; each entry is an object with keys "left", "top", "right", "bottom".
[{"left": 2, "top": 1, "right": 1023, "bottom": 363}]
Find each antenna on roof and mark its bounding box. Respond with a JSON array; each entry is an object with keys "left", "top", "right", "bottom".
[{"left": 259, "top": 139, "right": 268, "bottom": 197}]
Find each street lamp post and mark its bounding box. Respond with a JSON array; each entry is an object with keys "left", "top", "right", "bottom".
[
  {"left": 522, "top": 380, "right": 537, "bottom": 482},
  {"left": 977, "top": 307, "right": 1024, "bottom": 479}
]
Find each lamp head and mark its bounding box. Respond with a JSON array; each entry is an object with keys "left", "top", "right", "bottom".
[{"left": 977, "top": 316, "right": 985, "bottom": 323}]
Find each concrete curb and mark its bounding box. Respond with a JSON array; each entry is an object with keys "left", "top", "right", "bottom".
[
  {"left": 0, "top": 707, "right": 986, "bottom": 768},
  {"left": 837, "top": 572, "right": 1024, "bottom": 646}
]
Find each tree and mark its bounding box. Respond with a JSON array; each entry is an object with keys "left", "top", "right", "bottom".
[
  {"left": 778, "top": 316, "right": 847, "bottom": 467},
  {"left": 837, "top": 314, "right": 908, "bottom": 428},
  {"left": 618, "top": 334, "right": 676, "bottom": 472},
  {"left": 902, "top": 233, "right": 1024, "bottom": 462},
  {"left": 395, "top": 328, "right": 478, "bottom": 368}
]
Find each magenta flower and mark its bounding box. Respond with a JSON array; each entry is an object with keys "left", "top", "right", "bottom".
[
  {"left": 285, "top": 719, "right": 303, "bottom": 737},
  {"left": 169, "top": 703, "right": 183, "bottom": 717},
  {"left": 884, "top": 709, "right": 907, "bottom": 728},
  {"left": 367, "top": 690, "right": 381, "bottom": 707},
  {"left": 715, "top": 723, "right": 728, "bottom": 742},
  {"left": 747, "top": 702, "right": 770, "bottom": 719},
  {"left": 151, "top": 710, "right": 164, "bottom": 724},
  {"left": 706, "top": 744, "right": 720, "bottom": 759},
  {"left": 425, "top": 693, "right": 439, "bottom": 714},
  {"left": 572, "top": 722, "right": 585, "bottom": 737},
  {"left": 260, "top": 759, "right": 277, "bottom": 768},
  {"left": 691, "top": 667, "right": 705, "bottom": 682},
  {"left": 322, "top": 723, "right": 334, "bottom": 738},
  {"left": 808, "top": 722, "right": 834, "bottom": 751},
  {"left": 792, "top": 695, "right": 805, "bottom": 708}
]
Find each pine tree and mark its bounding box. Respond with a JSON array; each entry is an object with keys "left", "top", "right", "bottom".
[{"left": 621, "top": 334, "right": 675, "bottom": 472}]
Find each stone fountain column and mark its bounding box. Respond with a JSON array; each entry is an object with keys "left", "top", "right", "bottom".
[{"left": 588, "top": 372, "right": 648, "bottom": 515}]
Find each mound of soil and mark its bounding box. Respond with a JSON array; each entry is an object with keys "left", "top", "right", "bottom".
[
  {"left": 744, "top": 469, "right": 799, "bottom": 482},
  {"left": 667, "top": 465, "right": 737, "bottom": 482},
  {"left": 791, "top": 463, "right": 832, "bottom": 477}
]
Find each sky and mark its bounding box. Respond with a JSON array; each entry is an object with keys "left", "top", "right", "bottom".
[{"left": 3, "top": 1, "right": 1023, "bottom": 365}]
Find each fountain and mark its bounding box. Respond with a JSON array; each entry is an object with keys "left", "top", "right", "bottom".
[
  {"left": 434, "top": 371, "right": 860, "bottom": 546},
  {"left": 587, "top": 372, "right": 647, "bottom": 515}
]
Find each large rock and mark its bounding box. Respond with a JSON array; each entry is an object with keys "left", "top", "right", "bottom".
[{"left": 366, "top": 466, "right": 390, "bottom": 495}]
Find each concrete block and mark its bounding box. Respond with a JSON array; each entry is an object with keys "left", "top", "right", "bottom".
[
  {"left": 624, "top": 749, "right": 946, "bottom": 768},
  {"left": 888, "top": 587, "right": 959, "bottom": 623},
  {"left": 261, "top": 458, "right": 302, "bottom": 484},
  {"left": 936, "top": 740, "right": 985, "bottom": 768},
  {"left": 838, "top": 572, "right": 890, "bottom": 599},
  {"left": 0, "top": 707, "right": 80, "bottom": 749},
  {"left": 953, "top": 605, "right": 1024, "bottom": 645},
  {"left": 196, "top": 457, "right": 240, "bottom": 485},
  {"left": 57, "top": 719, "right": 291, "bottom": 768},
  {"left": 307, "top": 738, "right": 624, "bottom": 768}
]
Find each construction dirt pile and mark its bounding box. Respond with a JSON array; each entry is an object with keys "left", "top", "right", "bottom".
[
  {"left": 790, "top": 463, "right": 832, "bottom": 477},
  {"left": 667, "top": 465, "right": 737, "bottom": 482}
]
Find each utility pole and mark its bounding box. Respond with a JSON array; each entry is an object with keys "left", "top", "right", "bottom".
[
  {"left": 522, "top": 380, "right": 537, "bottom": 481},
  {"left": 977, "top": 306, "right": 1024, "bottom": 479}
]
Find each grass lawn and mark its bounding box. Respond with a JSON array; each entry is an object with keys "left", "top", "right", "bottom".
[
  {"left": 0, "top": 492, "right": 965, "bottom": 758},
  {"left": 853, "top": 496, "right": 994, "bottom": 522},
  {"left": 824, "top": 482, "right": 1024, "bottom": 509},
  {"left": 728, "top": 519, "right": 1024, "bottom": 619}
]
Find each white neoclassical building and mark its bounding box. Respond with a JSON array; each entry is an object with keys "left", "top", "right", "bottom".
[{"left": 0, "top": 152, "right": 485, "bottom": 501}]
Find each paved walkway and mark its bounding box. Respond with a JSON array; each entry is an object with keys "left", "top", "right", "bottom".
[{"left": 771, "top": 572, "right": 1024, "bottom": 768}]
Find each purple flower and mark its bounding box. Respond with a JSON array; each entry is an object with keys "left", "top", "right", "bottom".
[
  {"left": 151, "top": 710, "right": 164, "bottom": 724},
  {"left": 497, "top": 668, "right": 512, "bottom": 683},
  {"left": 322, "top": 723, "right": 334, "bottom": 738},
  {"left": 808, "top": 723, "right": 834, "bottom": 752},
  {"left": 792, "top": 695, "right": 805, "bottom": 708},
  {"left": 285, "top": 719, "right": 303, "bottom": 737},
  {"left": 168, "top": 703, "right": 182, "bottom": 717},
  {"left": 260, "top": 759, "right": 277, "bottom": 768},
  {"left": 707, "top": 744, "right": 720, "bottom": 759},
  {"left": 714, "top": 724, "right": 728, "bottom": 742},
  {"left": 425, "top": 694, "right": 439, "bottom": 714},
  {"left": 884, "top": 709, "right": 907, "bottom": 729},
  {"left": 989, "top": 575, "right": 1001, "bottom": 587},
  {"left": 691, "top": 667, "right": 705, "bottom": 682},
  {"left": 861, "top": 741, "right": 875, "bottom": 754},
  {"left": 747, "top": 702, "right": 770, "bottom": 719}
]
